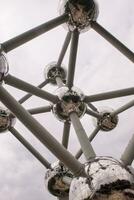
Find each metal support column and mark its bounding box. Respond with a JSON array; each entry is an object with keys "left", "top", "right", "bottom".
[
  {"left": 0, "top": 85, "right": 85, "bottom": 176},
  {"left": 111, "top": 99, "right": 134, "bottom": 116},
  {"left": 57, "top": 32, "right": 71, "bottom": 67},
  {"left": 2, "top": 14, "right": 68, "bottom": 52},
  {"left": 27, "top": 105, "right": 52, "bottom": 115},
  {"left": 62, "top": 122, "right": 71, "bottom": 149},
  {"left": 84, "top": 87, "right": 134, "bottom": 103},
  {"left": 9, "top": 127, "right": 51, "bottom": 169},
  {"left": 75, "top": 127, "right": 100, "bottom": 159},
  {"left": 70, "top": 112, "right": 96, "bottom": 161},
  {"left": 19, "top": 79, "right": 49, "bottom": 104},
  {"left": 67, "top": 30, "right": 79, "bottom": 89},
  {"left": 4, "top": 74, "right": 58, "bottom": 103},
  {"left": 121, "top": 134, "right": 134, "bottom": 166},
  {"left": 86, "top": 108, "right": 101, "bottom": 119},
  {"left": 87, "top": 102, "right": 98, "bottom": 112},
  {"left": 91, "top": 21, "right": 134, "bottom": 63}
]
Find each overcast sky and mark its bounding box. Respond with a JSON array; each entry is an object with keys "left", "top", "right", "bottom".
[{"left": 0, "top": 0, "right": 134, "bottom": 200}]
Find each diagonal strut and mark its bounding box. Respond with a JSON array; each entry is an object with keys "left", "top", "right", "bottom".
[
  {"left": 67, "top": 30, "right": 79, "bottom": 90},
  {"left": 4, "top": 74, "right": 58, "bottom": 103},
  {"left": 120, "top": 134, "right": 134, "bottom": 166},
  {"left": 70, "top": 112, "right": 96, "bottom": 161},
  {"left": 1, "top": 14, "right": 68, "bottom": 52},
  {"left": 0, "top": 85, "right": 85, "bottom": 176},
  {"left": 19, "top": 79, "right": 49, "bottom": 104},
  {"left": 75, "top": 126, "right": 100, "bottom": 159},
  {"left": 9, "top": 127, "right": 51, "bottom": 169},
  {"left": 91, "top": 21, "right": 134, "bottom": 63},
  {"left": 57, "top": 32, "right": 71, "bottom": 67},
  {"left": 62, "top": 122, "right": 71, "bottom": 149},
  {"left": 84, "top": 87, "right": 134, "bottom": 102}
]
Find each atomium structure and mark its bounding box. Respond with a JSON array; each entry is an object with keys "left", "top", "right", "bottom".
[{"left": 0, "top": 0, "right": 134, "bottom": 199}]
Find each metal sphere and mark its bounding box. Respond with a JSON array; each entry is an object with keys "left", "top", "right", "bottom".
[
  {"left": 52, "top": 86, "right": 86, "bottom": 122},
  {"left": 0, "top": 52, "right": 9, "bottom": 82},
  {"left": 69, "top": 157, "right": 134, "bottom": 200},
  {"left": 44, "top": 161, "right": 73, "bottom": 198},
  {"left": 0, "top": 107, "right": 16, "bottom": 133},
  {"left": 59, "top": 0, "right": 99, "bottom": 32},
  {"left": 44, "top": 62, "right": 66, "bottom": 85},
  {"left": 93, "top": 107, "right": 118, "bottom": 132}
]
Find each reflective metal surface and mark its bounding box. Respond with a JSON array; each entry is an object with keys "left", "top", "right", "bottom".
[
  {"left": 0, "top": 107, "right": 15, "bottom": 133},
  {"left": 53, "top": 86, "right": 86, "bottom": 122},
  {"left": 59, "top": 0, "right": 99, "bottom": 32},
  {"left": 69, "top": 157, "right": 134, "bottom": 200},
  {"left": 44, "top": 61, "right": 66, "bottom": 85},
  {"left": 44, "top": 161, "right": 73, "bottom": 198},
  {"left": 0, "top": 52, "right": 9, "bottom": 82},
  {"left": 93, "top": 107, "right": 118, "bottom": 132}
]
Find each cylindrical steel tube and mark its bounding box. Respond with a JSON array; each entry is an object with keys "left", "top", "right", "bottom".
[
  {"left": 70, "top": 112, "right": 96, "bottom": 160},
  {"left": 0, "top": 85, "right": 85, "bottom": 176},
  {"left": 121, "top": 134, "right": 134, "bottom": 166},
  {"left": 91, "top": 21, "right": 134, "bottom": 63},
  {"left": 2, "top": 14, "right": 68, "bottom": 52}
]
